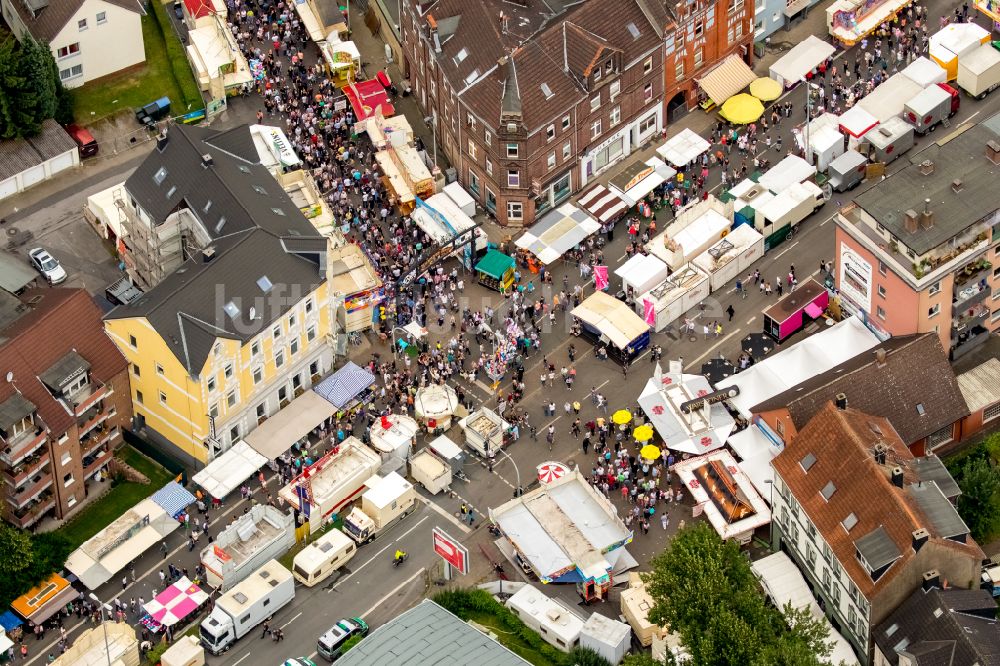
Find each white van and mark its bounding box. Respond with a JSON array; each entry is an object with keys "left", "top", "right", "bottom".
[{"left": 292, "top": 529, "right": 357, "bottom": 587}]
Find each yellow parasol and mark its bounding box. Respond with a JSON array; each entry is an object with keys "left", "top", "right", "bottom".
[
  {"left": 634, "top": 425, "right": 655, "bottom": 443},
  {"left": 612, "top": 409, "right": 632, "bottom": 425},
  {"left": 639, "top": 443, "right": 661, "bottom": 460},
  {"left": 720, "top": 93, "right": 765, "bottom": 124},
  {"left": 749, "top": 77, "right": 782, "bottom": 102}
]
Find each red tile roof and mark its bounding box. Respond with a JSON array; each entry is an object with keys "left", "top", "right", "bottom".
[{"left": 0, "top": 289, "right": 128, "bottom": 434}]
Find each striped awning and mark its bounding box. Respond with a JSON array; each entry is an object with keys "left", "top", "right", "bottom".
[
  {"left": 151, "top": 481, "right": 196, "bottom": 519},
  {"left": 314, "top": 361, "right": 376, "bottom": 409},
  {"left": 577, "top": 183, "right": 628, "bottom": 224},
  {"left": 697, "top": 55, "right": 757, "bottom": 106}
]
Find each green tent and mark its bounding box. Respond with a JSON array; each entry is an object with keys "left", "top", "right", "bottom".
[{"left": 475, "top": 250, "right": 515, "bottom": 279}]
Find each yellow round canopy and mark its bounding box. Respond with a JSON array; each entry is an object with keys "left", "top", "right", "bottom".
[
  {"left": 612, "top": 409, "right": 632, "bottom": 425},
  {"left": 720, "top": 93, "right": 765, "bottom": 124},
  {"left": 639, "top": 443, "right": 660, "bottom": 459},
  {"left": 634, "top": 426, "right": 655, "bottom": 443},
  {"left": 749, "top": 77, "right": 782, "bottom": 102}
]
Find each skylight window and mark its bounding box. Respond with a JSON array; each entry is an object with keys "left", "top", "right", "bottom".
[
  {"left": 271, "top": 207, "right": 286, "bottom": 216},
  {"left": 223, "top": 301, "right": 240, "bottom": 318},
  {"left": 253, "top": 185, "right": 267, "bottom": 195},
  {"left": 257, "top": 276, "right": 273, "bottom": 293},
  {"left": 166, "top": 186, "right": 177, "bottom": 198},
  {"left": 239, "top": 166, "right": 251, "bottom": 173},
  {"left": 203, "top": 200, "right": 213, "bottom": 213},
  {"left": 916, "top": 403, "right": 926, "bottom": 416},
  {"left": 820, "top": 481, "right": 837, "bottom": 501},
  {"left": 627, "top": 22, "right": 641, "bottom": 39},
  {"left": 540, "top": 83, "right": 554, "bottom": 100},
  {"left": 800, "top": 452, "right": 816, "bottom": 472},
  {"left": 153, "top": 167, "right": 167, "bottom": 185},
  {"left": 215, "top": 216, "right": 226, "bottom": 233},
  {"left": 465, "top": 69, "right": 480, "bottom": 85},
  {"left": 454, "top": 47, "right": 468, "bottom": 65},
  {"left": 842, "top": 512, "right": 858, "bottom": 532}
]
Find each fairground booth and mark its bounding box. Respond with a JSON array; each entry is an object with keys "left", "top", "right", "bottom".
[
  {"left": 515, "top": 203, "right": 599, "bottom": 269},
  {"left": 638, "top": 367, "right": 735, "bottom": 455},
  {"left": 475, "top": 250, "right": 516, "bottom": 292},
  {"left": 571, "top": 291, "right": 650, "bottom": 363},
  {"left": 762, "top": 277, "right": 829, "bottom": 342}
]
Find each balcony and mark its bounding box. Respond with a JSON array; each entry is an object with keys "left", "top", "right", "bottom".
[
  {"left": 954, "top": 283, "right": 992, "bottom": 311},
  {"left": 83, "top": 448, "right": 112, "bottom": 479},
  {"left": 953, "top": 303, "right": 990, "bottom": 333},
  {"left": 952, "top": 323, "right": 990, "bottom": 360},
  {"left": 953, "top": 258, "right": 993, "bottom": 289},
  {"left": 3, "top": 450, "right": 50, "bottom": 487},
  {"left": 10, "top": 495, "right": 55, "bottom": 528},
  {"left": 69, "top": 382, "right": 110, "bottom": 418},
  {"left": 81, "top": 425, "right": 117, "bottom": 457},
  {"left": 78, "top": 405, "right": 111, "bottom": 439},
  {"left": 8, "top": 474, "right": 53, "bottom": 509},
  {"left": 0, "top": 427, "right": 48, "bottom": 467}
]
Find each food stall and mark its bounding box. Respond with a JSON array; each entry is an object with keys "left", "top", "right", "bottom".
[
  {"left": 638, "top": 368, "right": 735, "bottom": 455},
  {"left": 414, "top": 382, "right": 460, "bottom": 431},
  {"left": 313, "top": 361, "right": 377, "bottom": 418},
  {"left": 758, "top": 155, "right": 816, "bottom": 195},
  {"left": 320, "top": 39, "right": 361, "bottom": 86},
  {"left": 656, "top": 128, "right": 711, "bottom": 169},
  {"left": 638, "top": 265, "right": 711, "bottom": 332},
  {"left": 11, "top": 574, "right": 77, "bottom": 626},
  {"left": 577, "top": 183, "right": 628, "bottom": 224},
  {"left": 646, "top": 196, "right": 733, "bottom": 271},
  {"left": 762, "top": 277, "right": 829, "bottom": 342},
  {"left": 838, "top": 105, "right": 879, "bottom": 150},
  {"left": 362, "top": 106, "right": 413, "bottom": 150},
  {"left": 369, "top": 414, "right": 418, "bottom": 470},
  {"left": 515, "top": 203, "right": 600, "bottom": 265},
  {"left": 459, "top": 407, "right": 510, "bottom": 458},
  {"left": 614, "top": 253, "right": 670, "bottom": 298},
  {"left": 330, "top": 243, "right": 384, "bottom": 333},
  {"left": 376, "top": 144, "right": 434, "bottom": 215},
  {"left": 571, "top": 291, "right": 651, "bottom": 363},
  {"left": 608, "top": 156, "right": 676, "bottom": 207},
  {"left": 768, "top": 35, "right": 836, "bottom": 88},
  {"left": 728, "top": 179, "right": 775, "bottom": 229},
  {"left": 409, "top": 448, "right": 451, "bottom": 494},
  {"left": 475, "top": 250, "right": 516, "bottom": 292},
  {"left": 140, "top": 577, "right": 210, "bottom": 635},
  {"left": 797, "top": 113, "right": 845, "bottom": 172},
  {"left": 344, "top": 78, "right": 395, "bottom": 123},
  {"left": 672, "top": 450, "right": 771, "bottom": 546},
  {"left": 443, "top": 181, "right": 476, "bottom": 217},
  {"left": 827, "top": 0, "right": 913, "bottom": 46},
  {"left": 690, "top": 224, "right": 765, "bottom": 292},
  {"left": 428, "top": 434, "right": 468, "bottom": 481}
]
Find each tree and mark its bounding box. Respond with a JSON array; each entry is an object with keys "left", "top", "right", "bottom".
[
  {"left": 18, "top": 37, "right": 58, "bottom": 127},
  {"left": 956, "top": 456, "right": 1000, "bottom": 541},
  {"left": 0, "top": 522, "right": 33, "bottom": 579},
  {"left": 0, "top": 32, "right": 65, "bottom": 138},
  {"left": 643, "top": 522, "right": 831, "bottom": 666},
  {"left": 0, "top": 34, "right": 33, "bottom": 140},
  {"left": 0, "top": 528, "right": 72, "bottom": 608}
]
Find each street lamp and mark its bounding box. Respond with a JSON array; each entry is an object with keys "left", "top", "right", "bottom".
[
  {"left": 493, "top": 447, "right": 522, "bottom": 497},
  {"left": 88, "top": 593, "right": 113, "bottom": 666},
  {"left": 801, "top": 79, "right": 820, "bottom": 166}
]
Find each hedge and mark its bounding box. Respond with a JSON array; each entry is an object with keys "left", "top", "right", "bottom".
[{"left": 148, "top": 0, "right": 205, "bottom": 112}]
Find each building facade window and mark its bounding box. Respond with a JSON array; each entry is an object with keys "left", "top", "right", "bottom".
[
  {"left": 643, "top": 57, "right": 653, "bottom": 74},
  {"left": 610, "top": 80, "right": 621, "bottom": 99},
  {"left": 675, "top": 61, "right": 685, "bottom": 80},
  {"left": 507, "top": 202, "right": 523, "bottom": 221},
  {"left": 507, "top": 169, "right": 520, "bottom": 187},
  {"left": 468, "top": 170, "right": 481, "bottom": 195},
  {"left": 506, "top": 143, "right": 518, "bottom": 158},
  {"left": 546, "top": 125, "right": 555, "bottom": 141},
  {"left": 468, "top": 140, "right": 477, "bottom": 159},
  {"left": 609, "top": 106, "right": 621, "bottom": 126},
  {"left": 591, "top": 120, "right": 602, "bottom": 139},
  {"left": 644, "top": 82, "right": 654, "bottom": 102}
]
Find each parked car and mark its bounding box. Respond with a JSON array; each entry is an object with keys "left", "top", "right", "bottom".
[
  {"left": 283, "top": 659, "right": 316, "bottom": 666},
  {"left": 28, "top": 248, "right": 66, "bottom": 284},
  {"left": 316, "top": 618, "right": 368, "bottom": 661},
  {"left": 65, "top": 124, "right": 98, "bottom": 158}
]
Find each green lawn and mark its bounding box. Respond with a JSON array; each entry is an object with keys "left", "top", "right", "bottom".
[
  {"left": 57, "top": 446, "right": 174, "bottom": 550},
  {"left": 70, "top": 9, "right": 201, "bottom": 122},
  {"left": 463, "top": 611, "right": 555, "bottom": 666}
]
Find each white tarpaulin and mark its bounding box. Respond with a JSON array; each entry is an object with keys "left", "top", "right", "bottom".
[
  {"left": 245, "top": 390, "right": 337, "bottom": 460},
  {"left": 857, "top": 73, "right": 923, "bottom": 123},
  {"left": 727, "top": 425, "right": 782, "bottom": 500},
  {"left": 900, "top": 56, "right": 947, "bottom": 88},
  {"left": 193, "top": 440, "right": 268, "bottom": 500},
  {"left": 657, "top": 128, "right": 711, "bottom": 168},
  {"left": 516, "top": 204, "right": 600, "bottom": 264},
  {"left": 758, "top": 155, "right": 816, "bottom": 194},
  {"left": 768, "top": 36, "right": 836, "bottom": 88},
  {"left": 614, "top": 253, "right": 670, "bottom": 295},
  {"left": 571, "top": 291, "right": 649, "bottom": 349}
]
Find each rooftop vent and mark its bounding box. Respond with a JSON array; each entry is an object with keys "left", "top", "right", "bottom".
[
  {"left": 874, "top": 442, "right": 887, "bottom": 466},
  {"left": 919, "top": 159, "right": 934, "bottom": 175},
  {"left": 951, "top": 179, "right": 963, "bottom": 193},
  {"left": 912, "top": 528, "right": 929, "bottom": 553},
  {"left": 875, "top": 348, "right": 887, "bottom": 367},
  {"left": 156, "top": 130, "right": 168, "bottom": 152},
  {"left": 201, "top": 153, "right": 213, "bottom": 167},
  {"left": 835, "top": 392, "right": 847, "bottom": 410},
  {"left": 891, "top": 466, "right": 905, "bottom": 488},
  {"left": 922, "top": 569, "right": 940, "bottom": 591},
  {"left": 987, "top": 140, "right": 1000, "bottom": 165},
  {"left": 920, "top": 198, "right": 934, "bottom": 229},
  {"left": 202, "top": 246, "right": 216, "bottom": 262}
]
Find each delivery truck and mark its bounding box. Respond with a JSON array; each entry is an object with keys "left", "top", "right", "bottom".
[
  {"left": 957, "top": 43, "right": 1000, "bottom": 99},
  {"left": 827, "top": 150, "right": 867, "bottom": 192},
  {"left": 755, "top": 180, "right": 825, "bottom": 248},
  {"left": 902, "top": 83, "right": 959, "bottom": 134},
  {"left": 863, "top": 116, "right": 914, "bottom": 165},
  {"left": 200, "top": 504, "right": 295, "bottom": 591},
  {"left": 342, "top": 472, "right": 418, "bottom": 544},
  {"left": 200, "top": 560, "right": 294, "bottom": 655}
]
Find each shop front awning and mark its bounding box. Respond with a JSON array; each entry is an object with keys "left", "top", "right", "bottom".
[
  {"left": 656, "top": 128, "right": 711, "bottom": 168},
  {"left": 245, "top": 390, "right": 338, "bottom": 460},
  {"left": 11, "top": 574, "right": 76, "bottom": 625},
  {"left": 577, "top": 183, "right": 628, "bottom": 223},
  {"left": 314, "top": 361, "right": 376, "bottom": 409},
  {"left": 193, "top": 440, "right": 268, "bottom": 500},
  {"left": 697, "top": 55, "right": 758, "bottom": 106},
  {"left": 609, "top": 157, "right": 676, "bottom": 207},
  {"left": 515, "top": 203, "right": 600, "bottom": 264}
]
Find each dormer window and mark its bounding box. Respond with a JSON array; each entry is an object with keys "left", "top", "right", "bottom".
[{"left": 40, "top": 351, "right": 91, "bottom": 401}]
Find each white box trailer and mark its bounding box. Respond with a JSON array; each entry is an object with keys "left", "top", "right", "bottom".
[
  {"left": 160, "top": 635, "right": 205, "bottom": 666},
  {"left": 827, "top": 149, "right": 868, "bottom": 192},
  {"left": 638, "top": 265, "right": 710, "bottom": 332},
  {"left": 409, "top": 448, "right": 452, "bottom": 494},
  {"left": 957, "top": 43, "right": 1000, "bottom": 99},
  {"left": 581, "top": 612, "right": 632, "bottom": 665},
  {"left": 863, "top": 116, "right": 914, "bottom": 164},
  {"left": 755, "top": 181, "right": 824, "bottom": 237},
  {"left": 342, "top": 472, "right": 418, "bottom": 543},
  {"left": 200, "top": 560, "right": 294, "bottom": 655},
  {"left": 902, "top": 83, "right": 958, "bottom": 134},
  {"left": 691, "top": 225, "right": 765, "bottom": 292},
  {"left": 506, "top": 585, "right": 585, "bottom": 653},
  {"left": 614, "top": 252, "right": 670, "bottom": 296},
  {"left": 757, "top": 155, "right": 817, "bottom": 194},
  {"left": 200, "top": 504, "right": 295, "bottom": 591}
]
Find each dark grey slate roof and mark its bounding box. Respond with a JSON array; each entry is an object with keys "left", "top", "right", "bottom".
[
  {"left": 0, "top": 393, "right": 35, "bottom": 431},
  {"left": 40, "top": 350, "right": 90, "bottom": 391},
  {"left": 854, "top": 119, "right": 1000, "bottom": 255},
  {"left": 856, "top": 525, "right": 902, "bottom": 572},
  {"left": 874, "top": 588, "right": 1000, "bottom": 666},
  {"left": 912, "top": 456, "right": 961, "bottom": 500},
  {"left": 204, "top": 125, "right": 260, "bottom": 163},
  {"left": 908, "top": 482, "right": 969, "bottom": 540},
  {"left": 334, "top": 600, "right": 530, "bottom": 666}
]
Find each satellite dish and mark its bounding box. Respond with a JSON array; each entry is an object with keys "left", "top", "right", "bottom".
[
  {"left": 249, "top": 307, "right": 256, "bottom": 320},
  {"left": 5, "top": 372, "right": 12, "bottom": 382}
]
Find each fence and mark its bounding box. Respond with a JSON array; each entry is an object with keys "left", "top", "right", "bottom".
[{"left": 122, "top": 428, "right": 187, "bottom": 484}]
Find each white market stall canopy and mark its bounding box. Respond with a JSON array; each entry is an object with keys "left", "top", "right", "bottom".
[
  {"left": 900, "top": 56, "right": 947, "bottom": 88},
  {"left": 249, "top": 124, "right": 300, "bottom": 172},
  {"left": 571, "top": 291, "right": 650, "bottom": 350},
  {"left": 672, "top": 450, "right": 771, "bottom": 542},
  {"left": 758, "top": 155, "right": 816, "bottom": 194},
  {"left": 646, "top": 196, "right": 732, "bottom": 270},
  {"left": 768, "top": 36, "right": 836, "bottom": 88},
  {"left": 614, "top": 252, "right": 670, "bottom": 295},
  {"left": 577, "top": 183, "right": 628, "bottom": 223},
  {"left": 609, "top": 157, "right": 676, "bottom": 207},
  {"left": 515, "top": 203, "right": 600, "bottom": 264},
  {"left": 838, "top": 104, "right": 879, "bottom": 139},
  {"left": 193, "top": 440, "right": 268, "bottom": 500},
  {"left": 293, "top": 0, "right": 327, "bottom": 42},
  {"left": 443, "top": 181, "right": 476, "bottom": 217},
  {"left": 638, "top": 369, "right": 734, "bottom": 455},
  {"left": 412, "top": 193, "right": 477, "bottom": 245},
  {"left": 245, "top": 390, "right": 337, "bottom": 460},
  {"left": 656, "top": 128, "right": 711, "bottom": 168},
  {"left": 697, "top": 55, "right": 757, "bottom": 106},
  {"left": 857, "top": 73, "right": 923, "bottom": 123},
  {"left": 727, "top": 424, "right": 782, "bottom": 500},
  {"left": 752, "top": 553, "right": 860, "bottom": 665},
  {"left": 716, "top": 315, "right": 883, "bottom": 418},
  {"left": 65, "top": 498, "right": 180, "bottom": 590}
]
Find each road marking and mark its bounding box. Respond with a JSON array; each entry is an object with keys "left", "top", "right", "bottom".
[
  {"left": 280, "top": 611, "right": 302, "bottom": 629},
  {"left": 745, "top": 316, "right": 756, "bottom": 325},
  {"left": 426, "top": 498, "right": 472, "bottom": 533},
  {"left": 473, "top": 378, "right": 493, "bottom": 393},
  {"left": 232, "top": 653, "right": 252, "bottom": 666},
  {"left": 360, "top": 567, "right": 426, "bottom": 618},
  {"left": 328, "top": 515, "right": 430, "bottom": 593},
  {"left": 685, "top": 328, "right": 742, "bottom": 370}
]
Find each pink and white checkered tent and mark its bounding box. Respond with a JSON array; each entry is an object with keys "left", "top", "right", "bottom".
[{"left": 143, "top": 577, "right": 208, "bottom": 627}]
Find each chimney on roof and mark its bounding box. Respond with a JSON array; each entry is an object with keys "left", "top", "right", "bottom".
[
  {"left": 835, "top": 393, "right": 848, "bottom": 410},
  {"left": 874, "top": 442, "right": 887, "bottom": 466},
  {"left": 201, "top": 153, "right": 213, "bottom": 168},
  {"left": 951, "top": 179, "right": 963, "bottom": 194},
  {"left": 875, "top": 348, "right": 887, "bottom": 367},
  {"left": 920, "top": 198, "right": 934, "bottom": 229},
  {"left": 922, "top": 569, "right": 940, "bottom": 591},
  {"left": 987, "top": 140, "right": 1000, "bottom": 165},
  {"left": 156, "top": 129, "right": 169, "bottom": 152},
  {"left": 891, "top": 466, "right": 904, "bottom": 488},
  {"left": 904, "top": 209, "right": 919, "bottom": 233},
  {"left": 912, "top": 528, "right": 929, "bottom": 553},
  {"left": 919, "top": 159, "right": 935, "bottom": 175},
  {"left": 203, "top": 246, "right": 216, "bottom": 262}
]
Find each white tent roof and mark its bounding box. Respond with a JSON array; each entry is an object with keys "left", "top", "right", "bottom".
[
  {"left": 768, "top": 36, "right": 835, "bottom": 84},
  {"left": 193, "top": 440, "right": 268, "bottom": 500},
  {"left": 697, "top": 55, "right": 757, "bottom": 105},
  {"left": 810, "top": 124, "right": 843, "bottom": 153},
  {"left": 411, "top": 193, "right": 476, "bottom": 245},
  {"left": 515, "top": 203, "right": 600, "bottom": 264},
  {"left": 672, "top": 450, "right": 771, "bottom": 540},
  {"left": 188, "top": 24, "right": 253, "bottom": 88},
  {"left": 839, "top": 105, "right": 879, "bottom": 138},
  {"left": 727, "top": 425, "right": 781, "bottom": 500},
  {"left": 571, "top": 291, "right": 649, "bottom": 350},
  {"left": 857, "top": 73, "right": 923, "bottom": 123},
  {"left": 611, "top": 157, "right": 675, "bottom": 207},
  {"left": 752, "top": 552, "right": 860, "bottom": 665},
  {"left": 245, "top": 390, "right": 338, "bottom": 459},
  {"left": 657, "top": 128, "right": 711, "bottom": 167},
  {"left": 716, "top": 315, "right": 883, "bottom": 418},
  {"left": 758, "top": 155, "right": 816, "bottom": 194},
  {"left": 614, "top": 253, "right": 669, "bottom": 293},
  {"left": 638, "top": 371, "right": 734, "bottom": 455},
  {"left": 900, "top": 56, "right": 947, "bottom": 88},
  {"left": 294, "top": 0, "right": 326, "bottom": 42}
]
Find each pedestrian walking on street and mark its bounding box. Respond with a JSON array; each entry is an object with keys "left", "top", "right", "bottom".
[
  {"left": 661, "top": 513, "right": 669, "bottom": 530},
  {"left": 160, "top": 541, "right": 168, "bottom": 558},
  {"left": 726, "top": 304, "right": 735, "bottom": 321},
  {"left": 261, "top": 621, "right": 270, "bottom": 639}
]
